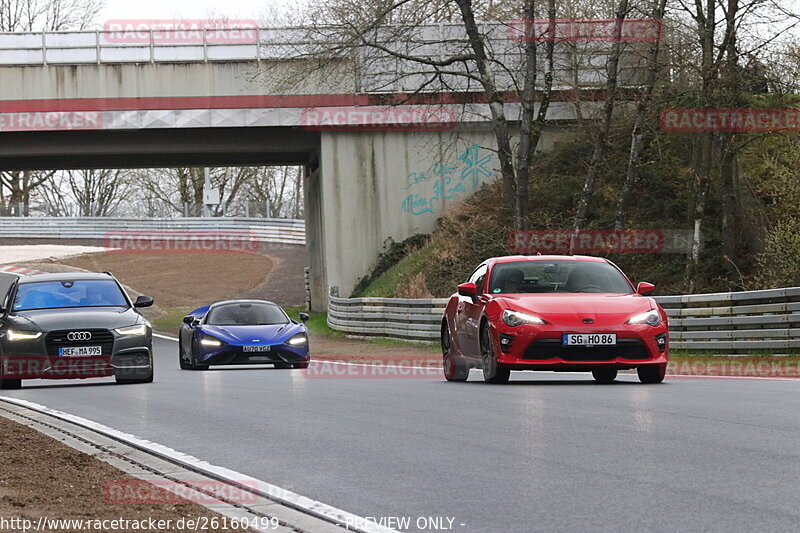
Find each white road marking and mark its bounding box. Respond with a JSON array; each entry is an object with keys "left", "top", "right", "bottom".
[{"left": 0, "top": 397, "right": 398, "bottom": 533}]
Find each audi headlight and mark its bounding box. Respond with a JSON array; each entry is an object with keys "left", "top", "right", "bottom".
[
  {"left": 115, "top": 324, "right": 147, "bottom": 336},
  {"left": 200, "top": 335, "right": 222, "bottom": 347},
  {"left": 286, "top": 333, "right": 308, "bottom": 346},
  {"left": 502, "top": 309, "right": 546, "bottom": 327},
  {"left": 627, "top": 309, "right": 661, "bottom": 326},
  {"left": 6, "top": 330, "right": 42, "bottom": 341}
]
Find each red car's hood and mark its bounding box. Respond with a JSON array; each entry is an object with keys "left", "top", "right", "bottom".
[{"left": 498, "top": 293, "right": 655, "bottom": 324}]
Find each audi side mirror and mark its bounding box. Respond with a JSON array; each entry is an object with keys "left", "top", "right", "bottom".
[
  {"left": 636, "top": 282, "right": 655, "bottom": 296},
  {"left": 133, "top": 295, "right": 154, "bottom": 308},
  {"left": 299, "top": 312, "right": 310, "bottom": 323}
]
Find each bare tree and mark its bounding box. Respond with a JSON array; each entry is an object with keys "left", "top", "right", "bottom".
[
  {"left": 134, "top": 167, "right": 268, "bottom": 217},
  {"left": 285, "top": 0, "right": 558, "bottom": 229},
  {"left": 613, "top": 0, "right": 668, "bottom": 230},
  {"left": 239, "top": 167, "right": 304, "bottom": 218},
  {"left": 0, "top": 0, "right": 102, "bottom": 31},
  {"left": 572, "top": 0, "right": 629, "bottom": 234},
  {"left": 0, "top": 0, "right": 103, "bottom": 215},
  {"left": 0, "top": 171, "right": 54, "bottom": 215},
  {"left": 37, "top": 169, "right": 131, "bottom": 216}
]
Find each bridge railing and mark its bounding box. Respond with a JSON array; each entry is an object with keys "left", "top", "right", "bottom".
[
  {"left": 328, "top": 288, "right": 800, "bottom": 353},
  {"left": 0, "top": 216, "right": 306, "bottom": 245},
  {"left": 0, "top": 25, "right": 650, "bottom": 91}
]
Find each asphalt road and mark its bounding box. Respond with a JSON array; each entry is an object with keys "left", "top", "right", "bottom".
[{"left": 3, "top": 337, "right": 800, "bottom": 533}]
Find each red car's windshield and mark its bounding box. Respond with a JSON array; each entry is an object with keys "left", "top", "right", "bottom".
[{"left": 489, "top": 260, "right": 633, "bottom": 294}]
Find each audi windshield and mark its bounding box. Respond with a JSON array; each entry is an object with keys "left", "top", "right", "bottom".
[{"left": 12, "top": 280, "right": 129, "bottom": 311}]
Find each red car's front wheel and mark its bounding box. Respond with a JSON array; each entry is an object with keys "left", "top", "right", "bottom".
[
  {"left": 638, "top": 364, "right": 666, "bottom": 384},
  {"left": 481, "top": 323, "right": 510, "bottom": 384},
  {"left": 442, "top": 323, "right": 468, "bottom": 382},
  {"left": 592, "top": 368, "right": 618, "bottom": 384}
]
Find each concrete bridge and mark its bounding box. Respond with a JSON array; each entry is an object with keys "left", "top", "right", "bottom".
[{"left": 0, "top": 25, "right": 648, "bottom": 310}]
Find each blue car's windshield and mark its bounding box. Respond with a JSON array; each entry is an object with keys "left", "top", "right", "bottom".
[
  {"left": 206, "top": 302, "right": 288, "bottom": 326},
  {"left": 13, "top": 280, "right": 129, "bottom": 311},
  {"left": 489, "top": 261, "right": 633, "bottom": 294}
]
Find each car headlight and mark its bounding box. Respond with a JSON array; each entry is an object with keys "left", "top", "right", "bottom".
[
  {"left": 286, "top": 333, "right": 308, "bottom": 346},
  {"left": 502, "top": 309, "right": 546, "bottom": 327},
  {"left": 200, "top": 335, "right": 222, "bottom": 347},
  {"left": 6, "top": 330, "right": 42, "bottom": 341},
  {"left": 115, "top": 324, "right": 148, "bottom": 336},
  {"left": 627, "top": 309, "right": 661, "bottom": 326}
]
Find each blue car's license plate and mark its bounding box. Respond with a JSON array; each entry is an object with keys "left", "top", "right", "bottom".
[{"left": 243, "top": 345, "right": 271, "bottom": 352}]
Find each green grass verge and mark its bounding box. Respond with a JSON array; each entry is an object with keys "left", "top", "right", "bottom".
[
  {"left": 283, "top": 306, "right": 438, "bottom": 351},
  {"left": 359, "top": 242, "right": 439, "bottom": 297},
  {"left": 151, "top": 307, "right": 193, "bottom": 335},
  {"left": 283, "top": 306, "right": 344, "bottom": 338}
]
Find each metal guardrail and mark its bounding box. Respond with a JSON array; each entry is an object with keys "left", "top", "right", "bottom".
[
  {"left": 328, "top": 296, "right": 448, "bottom": 342},
  {"left": 328, "top": 288, "right": 800, "bottom": 353},
  {"left": 0, "top": 216, "right": 306, "bottom": 245}
]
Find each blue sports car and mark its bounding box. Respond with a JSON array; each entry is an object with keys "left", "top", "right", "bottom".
[{"left": 178, "top": 300, "right": 310, "bottom": 370}]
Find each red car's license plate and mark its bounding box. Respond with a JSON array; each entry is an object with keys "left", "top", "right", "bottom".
[{"left": 562, "top": 333, "right": 616, "bottom": 346}]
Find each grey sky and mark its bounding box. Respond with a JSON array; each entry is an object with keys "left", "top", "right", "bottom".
[{"left": 101, "top": 0, "right": 292, "bottom": 21}]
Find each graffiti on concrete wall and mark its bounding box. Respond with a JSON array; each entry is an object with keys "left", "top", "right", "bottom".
[{"left": 400, "top": 144, "right": 494, "bottom": 216}]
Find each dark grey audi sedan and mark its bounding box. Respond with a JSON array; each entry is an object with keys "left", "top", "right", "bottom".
[{"left": 0, "top": 271, "right": 154, "bottom": 389}]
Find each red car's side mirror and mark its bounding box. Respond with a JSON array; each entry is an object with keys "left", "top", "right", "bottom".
[
  {"left": 457, "top": 282, "right": 478, "bottom": 298},
  {"left": 637, "top": 281, "right": 655, "bottom": 296}
]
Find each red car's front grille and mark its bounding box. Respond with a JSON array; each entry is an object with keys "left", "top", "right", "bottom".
[{"left": 523, "top": 338, "right": 649, "bottom": 360}]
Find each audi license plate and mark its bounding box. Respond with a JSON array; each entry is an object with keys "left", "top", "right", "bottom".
[
  {"left": 243, "top": 345, "right": 270, "bottom": 352},
  {"left": 59, "top": 346, "right": 102, "bottom": 357},
  {"left": 562, "top": 333, "right": 616, "bottom": 346}
]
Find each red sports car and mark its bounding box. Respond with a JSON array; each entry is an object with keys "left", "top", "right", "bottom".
[{"left": 441, "top": 255, "right": 668, "bottom": 384}]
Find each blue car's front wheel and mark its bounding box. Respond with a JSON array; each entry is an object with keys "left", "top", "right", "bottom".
[
  {"left": 179, "top": 338, "right": 192, "bottom": 370},
  {"left": 181, "top": 338, "right": 209, "bottom": 371}
]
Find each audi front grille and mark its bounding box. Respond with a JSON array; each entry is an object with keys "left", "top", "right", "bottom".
[{"left": 45, "top": 329, "right": 114, "bottom": 357}]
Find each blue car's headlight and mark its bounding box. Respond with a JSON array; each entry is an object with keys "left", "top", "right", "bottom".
[
  {"left": 200, "top": 335, "right": 223, "bottom": 347},
  {"left": 286, "top": 333, "right": 308, "bottom": 346}
]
